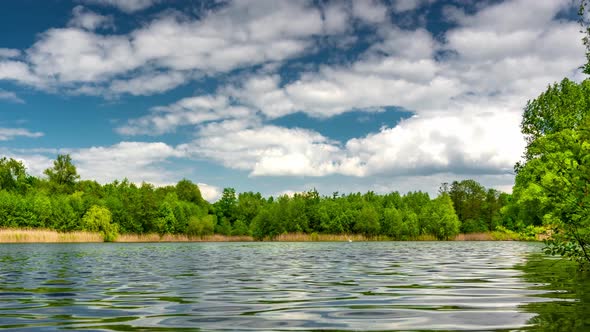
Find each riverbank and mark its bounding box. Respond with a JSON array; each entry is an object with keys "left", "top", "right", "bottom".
[{"left": 0, "top": 228, "right": 536, "bottom": 243}]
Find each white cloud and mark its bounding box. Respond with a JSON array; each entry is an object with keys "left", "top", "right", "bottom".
[
  {"left": 108, "top": 71, "right": 190, "bottom": 96},
  {"left": 27, "top": 28, "right": 138, "bottom": 83},
  {"left": 68, "top": 6, "right": 115, "bottom": 30},
  {"left": 69, "top": 141, "right": 185, "bottom": 185},
  {"left": 0, "top": 48, "right": 21, "bottom": 58},
  {"left": 322, "top": 2, "right": 350, "bottom": 34},
  {"left": 223, "top": 75, "right": 296, "bottom": 119},
  {"left": 1, "top": 0, "right": 354, "bottom": 96},
  {"left": 0, "top": 90, "right": 24, "bottom": 103},
  {"left": 343, "top": 111, "right": 524, "bottom": 176},
  {"left": 202, "top": 0, "right": 584, "bottom": 180},
  {"left": 392, "top": 0, "right": 436, "bottom": 13},
  {"left": 198, "top": 183, "right": 221, "bottom": 202},
  {"left": 1, "top": 0, "right": 587, "bottom": 194},
  {"left": 0, "top": 61, "right": 43, "bottom": 86},
  {"left": 0, "top": 128, "right": 43, "bottom": 141},
  {"left": 352, "top": 1, "right": 388, "bottom": 23},
  {"left": 116, "top": 95, "right": 258, "bottom": 135},
  {"left": 0, "top": 1, "right": 441, "bottom": 100},
  {"left": 177, "top": 109, "right": 524, "bottom": 179},
  {"left": 83, "top": 0, "right": 159, "bottom": 13},
  {"left": 180, "top": 123, "right": 344, "bottom": 177}
]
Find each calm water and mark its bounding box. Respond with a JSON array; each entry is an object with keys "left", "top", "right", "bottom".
[{"left": 0, "top": 242, "right": 587, "bottom": 331}]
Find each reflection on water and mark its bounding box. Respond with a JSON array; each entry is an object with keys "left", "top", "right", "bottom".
[
  {"left": 519, "top": 255, "right": 590, "bottom": 331},
  {"left": 0, "top": 242, "right": 584, "bottom": 331}
]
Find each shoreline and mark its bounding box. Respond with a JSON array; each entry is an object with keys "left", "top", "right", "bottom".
[{"left": 0, "top": 229, "right": 535, "bottom": 243}]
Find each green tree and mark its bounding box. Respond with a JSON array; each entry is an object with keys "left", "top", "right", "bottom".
[
  {"left": 215, "top": 188, "right": 237, "bottom": 224},
  {"left": 512, "top": 74, "right": 590, "bottom": 264},
  {"left": 176, "top": 179, "right": 206, "bottom": 207},
  {"left": 354, "top": 205, "right": 380, "bottom": 237},
  {"left": 0, "top": 157, "right": 27, "bottom": 192},
  {"left": 382, "top": 207, "right": 403, "bottom": 239},
  {"left": 519, "top": 79, "right": 590, "bottom": 161},
  {"left": 187, "top": 215, "right": 216, "bottom": 237},
  {"left": 421, "top": 194, "right": 461, "bottom": 240},
  {"left": 528, "top": 121, "right": 590, "bottom": 264},
  {"left": 44, "top": 154, "right": 80, "bottom": 193},
  {"left": 581, "top": 0, "right": 590, "bottom": 74},
  {"left": 156, "top": 202, "right": 176, "bottom": 235},
  {"left": 81, "top": 205, "right": 118, "bottom": 242}
]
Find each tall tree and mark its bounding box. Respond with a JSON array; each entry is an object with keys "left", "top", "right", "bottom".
[
  {"left": 176, "top": 179, "right": 205, "bottom": 207},
  {"left": 581, "top": 0, "right": 590, "bottom": 74},
  {"left": 215, "top": 188, "right": 237, "bottom": 224},
  {"left": 0, "top": 158, "right": 27, "bottom": 192},
  {"left": 44, "top": 154, "right": 80, "bottom": 193}
]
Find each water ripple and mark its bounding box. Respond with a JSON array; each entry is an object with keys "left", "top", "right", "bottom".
[{"left": 0, "top": 241, "right": 561, "bottom": 330}]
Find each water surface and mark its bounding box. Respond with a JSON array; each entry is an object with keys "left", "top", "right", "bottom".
[{"left": 0, "top": 242, "right": 586, "bottom": 331}]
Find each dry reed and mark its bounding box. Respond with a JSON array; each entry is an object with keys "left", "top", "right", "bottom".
[
  {"left": 0, "top": 228, "right": 102, "bottom": 243},
  {"left": 115, "top": 233, "right": 254, "bottom": 242},
  {"left": 273, "top": 233, "right": 377, "bottom": 242},
  {"left": 454, "top": 232, "right": 494, "bottom": 241},
  {"left": 0, "top": 229, "right": 534, "bottom": 243}
]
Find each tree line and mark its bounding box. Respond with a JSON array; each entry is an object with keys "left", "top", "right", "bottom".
[{"left": 0, "top": 154, "right": 528, "bottom": 241}]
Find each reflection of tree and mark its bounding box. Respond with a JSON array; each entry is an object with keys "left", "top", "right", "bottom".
[{"left": 520, "top": 255, "right": 590, "bottom": 331}]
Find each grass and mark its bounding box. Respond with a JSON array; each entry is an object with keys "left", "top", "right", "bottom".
[{"left": 0, "top": 228, "right": 102, "bottom": 243}]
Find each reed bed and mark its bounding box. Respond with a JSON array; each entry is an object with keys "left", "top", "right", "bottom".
[
  {"left": 454, "top": 232, "right": 494, "bottom": 241},
  {"left": 0, "top": 229, "right": 536, "bottom": 243},
  {"left": 273, "top": 233, "right": 378, "bottom": 242},
  {"left": 115, "top": 233, "right": 254, "bottom": 242},
  {"left": 0, "top": 228, "right": 102, "bottom": 243}
]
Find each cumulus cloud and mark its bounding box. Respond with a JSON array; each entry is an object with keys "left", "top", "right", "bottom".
[
  {"left": 352, "top": 1, "right": 388, "bottom": 23},
  {"left": 0, "top": 61, "right": 43, "bottom": 86},
  {"left": 197, "top": 183, "right": 222, "bottom": 202},
  {"left": 69, "top": 141, "right": 185, "bottom": 185},
  {"left": 180, "top": 122, "right": 344, "bottom": 177},
  {"left": 0, "top": 90, "right": 24, "bottom": 103},
  {"left": 117, "top": 0, "right": 584, "bottom": 183},
  {"left": 343, "top": 112, "right": 524, "bottom": 176},
  {"left": 191, "top": 0, "right": 583, "bottom": 180},
  {"left": 0, "top": 48, "right": 21, "bottom": 58},
  {"left": 0, "top": 128, "right": 43, "bottom": 141},
  {"left": 1, "top": 0, "right": 587, "bottom": 194},
  {"left": 68, "top": 6, "right": 115, "bottom": 30},
  {"left": 83, "top": 0, "right": 159, "bottom": 13},
  {"left": 1, "top": 0, "right": 347, "bottom": 96},
  {"left": 116, "top": 95, "right": 258, "bottom": 135},
  {"left": 177, "top": 109, "right": 523, "bottom": 179},
  {"left": 391, "top": 0, "right": 437, "bottom": 13},
  {"left": 108, "top": 71, "right": 190, "bottom": 96}
]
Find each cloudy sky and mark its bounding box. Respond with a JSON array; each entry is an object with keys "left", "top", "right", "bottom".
[{"left": 0, "top": 0, "right": 587, "bottom": 201}]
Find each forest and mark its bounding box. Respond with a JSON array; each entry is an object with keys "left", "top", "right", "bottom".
[{"left": 0, "top": 153, "right": 537, "bottom": 242}]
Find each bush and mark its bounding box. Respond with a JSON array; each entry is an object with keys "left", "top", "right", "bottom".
[
  {"left": 187, "top": 215, "right": 216, "bottom": 237},
  {"left": 81, "top": 205, "right": 118, "bottom": 242}
]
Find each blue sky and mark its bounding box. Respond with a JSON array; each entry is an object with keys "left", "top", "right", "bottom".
[{"left": 0, "top": 0, "right": 586, "bottom": 201}]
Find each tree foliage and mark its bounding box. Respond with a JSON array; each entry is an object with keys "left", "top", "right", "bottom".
[
  {"left": 82, "top": 205, "right": 118, "bottom": 242},
  {"left": 511, "top": 73, "right": 590, "bottom": 265},
  {"left": 44, "top": 154, "right": 80, "bottom": 193},
  {"left": 0, "top": 155, "right": 519, "bottom": 242},
  {"left": 581, "top": 0, "right": 590, "bottom": 74}
]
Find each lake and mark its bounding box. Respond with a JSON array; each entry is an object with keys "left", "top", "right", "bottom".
[{"left": 0, "top": 242, "right": 587, "bottom": 331}]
